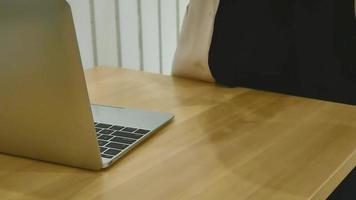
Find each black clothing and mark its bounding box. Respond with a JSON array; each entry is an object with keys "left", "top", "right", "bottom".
[{"left": 209, "top": 0, "right": 356, "bottom": 105}]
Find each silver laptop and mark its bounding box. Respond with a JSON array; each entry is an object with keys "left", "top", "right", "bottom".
[{"left": 0, "top": 0, "right": 174, "bottom": 170}]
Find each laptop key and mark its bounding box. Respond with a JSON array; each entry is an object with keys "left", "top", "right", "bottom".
[
  {"left": 98, "top": 135, "right": 113, "bottom": 141},
  {"left": 110, "top": 126, "right": 124, "bottom": 131},
  {"left": 95, "top": 123, "right": 112, "bottom": 129},
  {"left": 104, "top": 149, "right": 121, "bottom": 156},
  {"left": 111, "top": 136, "right": 136, "bottom": 145},
  {"left": 101, "top": 154, "right": 114, "bottom": 159},
  {"left": 122, "top": 127, "right": 137, "bottom": 132},
  {"left": 98, "top": 140, "right": 108, "bottom": 146},
  {"left": 135, "top": 129, "right": 151, "bottom": 135},
  {"left": 112, "top": 131, "right": 143, "bottom": 140},
  {"left": 95, "top": 128, "right": 102, "bottom": 133},
  {"left": 100, "top": 147, "right": 108, "bottom": 153},
  {"left": 106, "top": 142, "right": 129, "bottom": 150},
  {"left": 99, "top": 129, "right": 114, "bottom": 135}
]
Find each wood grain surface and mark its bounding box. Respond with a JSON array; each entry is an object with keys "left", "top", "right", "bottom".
[{"left": 0, "top": 67, "right": 355, "bottom": 200}]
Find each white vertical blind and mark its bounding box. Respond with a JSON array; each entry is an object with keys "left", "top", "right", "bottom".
[
  {"left": 118, "top": 0, "right": 142, "bottom": 70},
  {"left": 68, "top": 0, "right": 95, "bottom": 69},
  {"left": 160, "top": 0, "right": 178, "bottom": 75},
  {"left": 141, "top": 0, "right": 160, "bottom": 73},
  {"left": 93, "top": 0, "right": 119, "bottom": 67},
  {"left": 67, "top": 0, "right": 190, "bottom": 75}
]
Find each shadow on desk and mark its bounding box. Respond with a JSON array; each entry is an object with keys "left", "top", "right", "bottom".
[{"left": 198, "top": 90, "right": 356, "bottom": 199}]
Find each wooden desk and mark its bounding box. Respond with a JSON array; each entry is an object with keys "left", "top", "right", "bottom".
[{"left": 0, "top": 67, "right": 355, "bottom": 200}]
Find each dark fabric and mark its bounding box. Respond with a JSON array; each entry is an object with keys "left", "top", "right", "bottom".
[
  {"left": 327, "top": 167, "right": 356, "bottom": 200},
  {"left": 209, "top": 0, "right": 356, "bottom": 105}
]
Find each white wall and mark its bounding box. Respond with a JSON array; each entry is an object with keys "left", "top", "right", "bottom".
[{"left": 67, "top": 0, "right": 190, "bottom": 75}]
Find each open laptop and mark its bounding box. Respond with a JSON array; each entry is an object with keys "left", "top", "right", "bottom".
[{"left": 0, "top": 0, "right": 174, "bottom": 170}]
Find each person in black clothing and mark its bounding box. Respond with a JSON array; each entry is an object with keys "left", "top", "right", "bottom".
[
  {"left": 173, "top": 2, "right": 356, "bottom": 198},
  {"left": 209, "top": 0, "right": 356, "bottom": 105}
]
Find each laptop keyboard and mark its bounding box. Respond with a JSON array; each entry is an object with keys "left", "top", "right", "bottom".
[{"left": 94, "top": 122, "right": 151, "bottom": 159}]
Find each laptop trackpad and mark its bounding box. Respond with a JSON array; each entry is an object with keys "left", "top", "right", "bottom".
[{"left": 91, "top": 104, "right": 174, "bottom": 130}]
